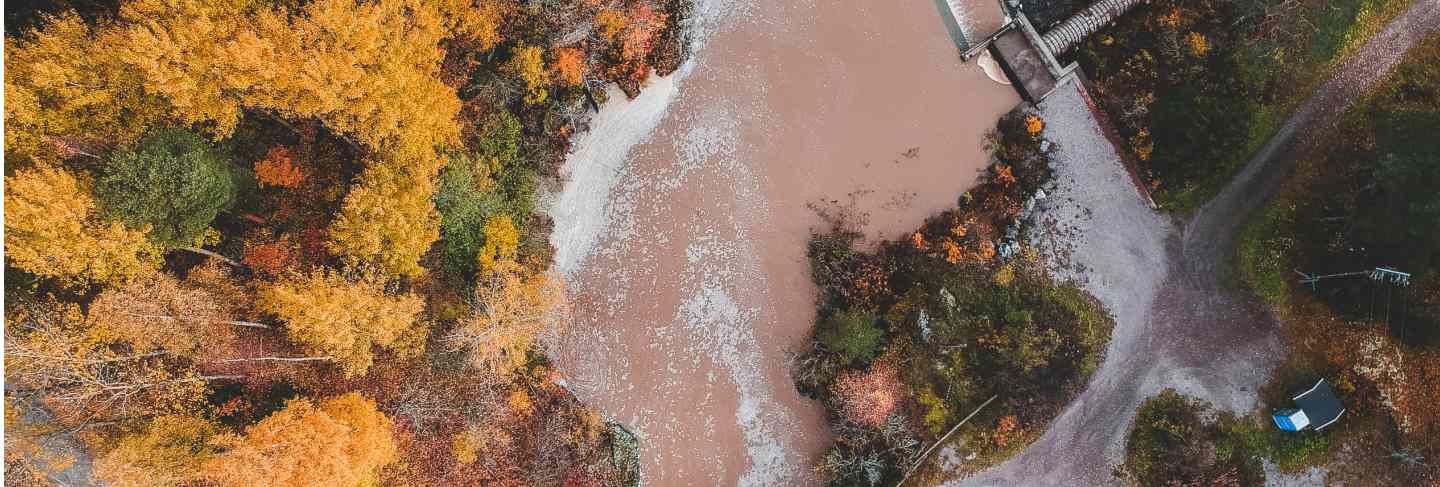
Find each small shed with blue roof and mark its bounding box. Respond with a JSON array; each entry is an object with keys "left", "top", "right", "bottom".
[{"left": 1272, "top": 379, "right": 1345, "bottom": 432}]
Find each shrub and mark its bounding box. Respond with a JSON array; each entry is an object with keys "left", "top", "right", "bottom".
[
  {"left": 831, "top": 355, "right": 907, "bottom": 426},
  {"left": 1123, "top": 389, "right": 1215, "bottom": 485},
  {"left": 1123, "top": 390, "right": 1268, "bottom": 486},
  {"left": 816, "top": 308, "right": 884, "bottom": 365}
]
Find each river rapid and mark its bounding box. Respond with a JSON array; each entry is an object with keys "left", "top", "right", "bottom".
[{"left": 546, "top": 0, "right": 1019, "bottom": 484}]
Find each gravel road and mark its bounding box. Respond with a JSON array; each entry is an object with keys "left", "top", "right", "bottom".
[{"left": 954, "top": 2, "right": 1440, "bottom": 484}]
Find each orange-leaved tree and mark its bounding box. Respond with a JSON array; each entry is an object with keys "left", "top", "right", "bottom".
[
  {"left": 552, "top": 47, "right": 587, "bottom": 87},
  {"left": 204, "top": 393, "right": 398, "bottom": 487},
  {"left": 254, "top": 146, "right": 304, "bottom": 189},
  {"left": 257, "top": 269, "right": 425, "bottom": 376},
  {"left": 88, "top": 262, "right": 263, "bottom": 359},
  {"left": 4, "top": 164, "right": 159, "bottom": 287}
]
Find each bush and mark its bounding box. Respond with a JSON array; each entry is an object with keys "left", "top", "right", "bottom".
[
  {"left": 1237, "top": 200, "right": 1294, "bottom": 306},
  {"left": 1122, "top": 389, "right": 1265, "bottom": 486},
  {"left": 816, "top": 308, "right": 884, "bottom": 365}
]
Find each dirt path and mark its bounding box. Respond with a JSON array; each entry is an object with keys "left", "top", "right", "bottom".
[{"left": 955, "top": 2, "right": 1440, "bottom": 484}]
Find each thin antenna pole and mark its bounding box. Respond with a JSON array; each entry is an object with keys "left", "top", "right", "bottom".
[
  {"left": 1400, "top": 290, "right": 1408, "bottom": 343},
  {"left": 1386, "top": 286, "right": 1393, "bottom": 328},
  {"left": 1370, "top": 284, "right": 1376, "bottom": 321}
]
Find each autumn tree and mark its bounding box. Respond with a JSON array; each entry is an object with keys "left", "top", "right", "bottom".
[
  {"left": 4, "top": 298, "right": 212, "bottom": 428},
  {"left": 243, "top": 235, "right": 298, "bottom": 276},
  {"left": 115, "top": 0, "right": 461, "bottom": 151},
  {"left": 4, "top": 164, "right": 159, "bottom": 286},
  {"left": 257, "top": 269, "right": 425, "bottom": 376},
  {"left": 328, "top": 158, "right": 443, "bottom": 278},
  {"left": 595, "top": 9, "right": 628, "bottom": 43},
  {"left": 507, "top": 44, "right": 550, "bottom": 105},
  {"left": 618, "top": 4, "right": 666, "bottom": 62},
  {"left": 4, "top": 12, "right": 168, "bottom": 163},
  {"left": 204, "top": 393, "right": 398, "bottom": 487},
  {"left": 445, "top": 259, "right": 568, "bottom": 374},
  {"left": 438, "top": 0, "right": 509, "bottom": 51},
  {"left": 254, "top": 146, "right": 304, "bottom": 189},
  {"left": 552, "top": 47, "right": 586, "bottom": 86},
  {"left": 94, "top": 415, "right": 220, "bottom": 487},
  {"left": 831, "top": 354, "right": 906, "bottom": 426},
  {"left": 95, "top": 128, "right": 237, "bottom": 249},
  {"left": 478, "top": 215, "right": 521, "bottom": 274},
  {"left": 88, "top": 263, "right": 263, "bottom": 359}
]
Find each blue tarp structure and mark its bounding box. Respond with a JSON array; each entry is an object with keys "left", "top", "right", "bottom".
[{"left": 1272, "top": 379, "right": 1345, "bottom": 432}]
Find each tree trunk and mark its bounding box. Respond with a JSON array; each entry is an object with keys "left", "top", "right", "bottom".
[
  {"left": 216, "top": 356, "right": 333, "bottom": 363},
  {"left": 181, "top": 247, "right": 243, "bottom": 267},
  {"left": 222, "top": 320, "right": 273, "bottom": 329},
  {"left": 125, "top": 312, "right": 271, "bottom": 329}
]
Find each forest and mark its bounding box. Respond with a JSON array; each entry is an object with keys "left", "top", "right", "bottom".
[
  {"left": 793, "top": 111, "right": 1114, "bottom": 486},
  {"left": 3, "top": 0, "right": 688, "bottom": 485}
]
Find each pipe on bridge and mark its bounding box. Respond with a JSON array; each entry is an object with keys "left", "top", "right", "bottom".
[{"left": 1039, "top": 0, "right": 1144, "bottom": 56}]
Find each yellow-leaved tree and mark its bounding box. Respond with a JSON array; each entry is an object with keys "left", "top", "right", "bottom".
[
  {"left": 327, "top": 157, "right": 441, "bottom": 278},
  {"left": 115, "top": 0, "right": 461, "bottom": 152},
  {"left": 116, "top": 0, "right": 255, "bottom": 137},
  {"left": 4, "top": 12, "right": 169, "bottom": 163},
  {"left": 93, "top": 415, "right": 220, "bottom": 487},
  {"left": 257, "top": 269, "right": 424, "bottom": 376},
  {"left": 5, "top": 298, "right": 210, "bottom": 428},
  {"left": 477, "top": 214, "right": 520, "bottom": 274},
  {"left": 445, "top": 259, "right": 567, "bottom": 374},
  {"left": 437, "top": 0, "right": 510, "bottom": 52},
  {"left": 203, "top": 393, "right": 398, "bottom": 487},
  {"left": 4, "top": 165, "right": 159, "bottom": 287},
  {"left": 506, "top": 44, "right": 549, "bottom": 105}
]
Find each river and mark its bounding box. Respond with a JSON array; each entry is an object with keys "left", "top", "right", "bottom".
[{"left": 546, "top": 0, "right": 1019, "bottom": 484}]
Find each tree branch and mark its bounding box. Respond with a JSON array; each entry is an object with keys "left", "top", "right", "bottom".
[
  {"left": 181, "top": 247, "right": 243, "bottom": 267},
  {"left": 215, "top": 356, "right": 333, "bottom": 363}
]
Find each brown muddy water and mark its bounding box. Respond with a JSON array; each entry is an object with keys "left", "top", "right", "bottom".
[{"left": 546, "top": 0, "right": 1019, "bottom": 485}]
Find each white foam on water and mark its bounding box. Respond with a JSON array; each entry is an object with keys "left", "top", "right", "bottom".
[{"left": 545, "top": 0, "right": 814, "bottom": 484}]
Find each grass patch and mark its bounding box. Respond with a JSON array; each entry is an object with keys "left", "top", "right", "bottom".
[{"left": 1237, "top": 197, "right": 1295, "bottom": 307}]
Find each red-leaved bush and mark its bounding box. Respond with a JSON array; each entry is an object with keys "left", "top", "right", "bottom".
[{"left": 832, "top": 355, "right": 907, "bottom": 426}]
